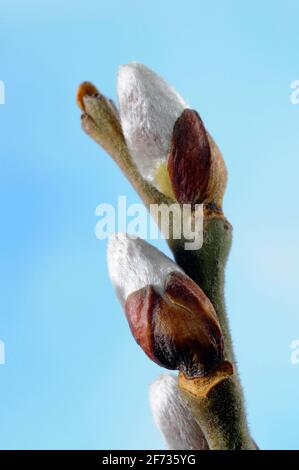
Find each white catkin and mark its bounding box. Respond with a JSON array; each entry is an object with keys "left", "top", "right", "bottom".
[
  {"left": 149, "top": 374, "right": 208, "bottom": 450},
  {"left": 117, "top": 62, "right": 187, "bottom": 182},
  {"left": 107, "top": 233, "right": 183, "bottom": 305}
]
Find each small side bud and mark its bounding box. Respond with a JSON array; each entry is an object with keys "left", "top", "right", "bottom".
[{"left": 76, "top": 81, "right": 99, "bottom": 111}]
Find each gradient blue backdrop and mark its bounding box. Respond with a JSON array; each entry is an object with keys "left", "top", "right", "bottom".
[{"left": 0, "top": 0, "right": 298, "bottom": 450}]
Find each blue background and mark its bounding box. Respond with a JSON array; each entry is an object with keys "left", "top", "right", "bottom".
[{"left": 0, "top": 0, "right": 298, "bottom": 450}]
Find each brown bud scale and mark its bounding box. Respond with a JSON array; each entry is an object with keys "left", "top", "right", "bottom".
[
  {"left": 167, "top": 109, "right": 211, "bottom": 205},
  {"left": 125, "top": 272, "right": 224, "bottom": 378},
  {"left": 167, "top": 109, "right": 227, "bottom": 208}
]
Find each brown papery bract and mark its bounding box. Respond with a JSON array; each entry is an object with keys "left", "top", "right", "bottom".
[
  {"left": 124, "top": 272, "right": 224, "bottom": 378},
  {"left": 167, "top": 109, "right": 211, "bottom": 204},
  {"left": 167, "top": 109, "right": 227, "bottom": 208}
]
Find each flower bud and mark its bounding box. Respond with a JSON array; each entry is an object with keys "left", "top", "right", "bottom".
[
  {"left": 117, "top": 62, "right": 187, "bottom": 192},
  {"left": 108, "top": 233, "right": 223, "bottom": 378},
  {"left": 149, "top": 374, "right": 209, "bottom": 450},
  {"left": 117, "top": 62, "right": 227, "bottom": 207},
  {"left": 107, "top": 232, "right": 183, "bottom": 306}
]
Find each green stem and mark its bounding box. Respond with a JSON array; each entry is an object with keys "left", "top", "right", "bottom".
[
  {"left": 171, "top": 216, "right": 255, "bottom": 450},
  {"left": 179, "top": 367, "right": 255, "bottom": 450},
  {"left": 169, "top": 216, "right": 234, "bottom": 362}
]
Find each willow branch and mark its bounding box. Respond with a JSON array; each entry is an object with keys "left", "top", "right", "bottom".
[{"left": 77, "top": 83, "right": 256, "bottom": 450}]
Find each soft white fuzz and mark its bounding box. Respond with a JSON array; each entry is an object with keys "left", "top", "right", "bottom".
[
  {"left": 149, "top": 374, "right": 208, "bottom": 450},
  {"left": 117, "top": 62, "right": 187, "bottom": 182},
  {"left": 107, "top": 233, "right": 183, "bottom": 305}
]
